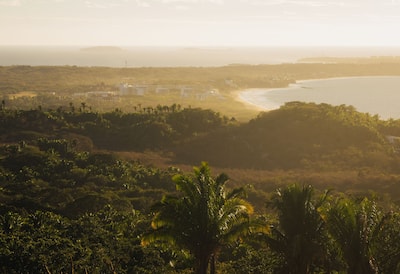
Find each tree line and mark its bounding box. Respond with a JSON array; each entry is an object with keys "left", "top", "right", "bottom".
[
  {"left": 1, "top": 162, "right": 400, "bottom": 273},
  {"left": 2, "top": 102, "right": 400, "bottom": 170},
  {"left": 2, "top": 102, "right": 400, "bottom": 272}
]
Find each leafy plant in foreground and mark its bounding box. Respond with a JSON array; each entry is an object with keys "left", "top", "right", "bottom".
[{"left": 143, "top": 162, "right": 260, "bottom": 274}]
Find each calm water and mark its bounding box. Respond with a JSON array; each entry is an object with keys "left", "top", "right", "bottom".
[
  {"left": 2, "top": 46, "right": 400, "bottom": 67},
  {"left": 240, "top": 76, "right": 400, "bottom": 120}
]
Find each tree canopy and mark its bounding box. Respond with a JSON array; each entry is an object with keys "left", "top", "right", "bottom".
[{"left": 144, "top": 162, "right": 258, "bottom": 274}]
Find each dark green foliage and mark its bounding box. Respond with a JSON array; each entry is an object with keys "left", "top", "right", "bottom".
[
  {"left": 167, "top": 107, "right": 224, "bottom": 137},
  {"left": 1, "top": 101, "right": 400, "bottom": 172},
  {"left": 265, "top": 184, "right": 330, "bottom": 273},
  {"left": 145, "top": 162, "right": 258, "bottom": 274},
  {"left": 0, "top": 137, "right": 177, "bottom": 274},
  {"left": 3, "top": 97, "right": 400, "bottom": 272},
  {"left": 0, "top": 138, "right": 176, "bottom": 216},
  {"left": 0, "top": 105, "right": 229, "bottom": 151},
  {"left": 176, "top": 102, "right": 394, "bottom": 170},
  {"left": 0, "top": 206, "right": 174, "bottom": 273},
  {"left": 218, "top": 239, "right": 282, "bottom": 274},
  {"left": 0, "top": 211, "right": 79, "bottom": 273},
  {"left": 325, "top": 198, "right": 389, "bottom": 274},
  {"left": 373, "top": 212, "right": 400, "bottom": 273}
]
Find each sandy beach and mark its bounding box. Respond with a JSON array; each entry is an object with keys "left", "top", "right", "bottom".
[
  {"left": 233, "top": 89, "right": 270, "bottom": 111},
  {"left": 235, "top": 85, "right": 299, "bottom": 112},
  {"left": 235, "top": 76, "right": 387, "bottom": 111},
  {"left": 235, "top": 76, "right": 400, "bottom": 120}
]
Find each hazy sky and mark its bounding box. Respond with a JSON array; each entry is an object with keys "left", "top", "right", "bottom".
[{"left": 1, "top": 0, "right": 400, "bottom": 46}]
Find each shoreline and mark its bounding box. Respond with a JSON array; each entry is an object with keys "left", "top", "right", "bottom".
[
  {"left": 235, "top": 75, "right": 400, "bottom": 112},
  {"left": 235, "top": 88, "right": 277, "bottom": 112},
  {"left": 232, "top": 89, "right": 270, "bottom": 112}
]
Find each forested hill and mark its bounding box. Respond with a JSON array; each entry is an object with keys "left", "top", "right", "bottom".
[
  {"left": 1, "top": 102, "right": 400, "bottom": 171},
  {"left": 0, "top": 105, "right": 231, "bottom": 151},
  {"left": 177, "top": 102, "right": 400, "bottom": 170},
  {"left": 3, "top": 102, "right": 400, "bottom": 272},
  {"left": 3, "top": 101, "right": 400, "bottom": 219}
]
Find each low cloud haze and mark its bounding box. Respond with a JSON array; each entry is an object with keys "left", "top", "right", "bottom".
[{"left": 1, "top": 0, "right": 400, "bottom": 46}]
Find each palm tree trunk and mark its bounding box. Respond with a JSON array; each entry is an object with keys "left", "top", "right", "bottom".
[
  {"left": 210, "top": 254, "right": 216, "bottom": 274},
  {"left": 195, "top": 254, "right": 210, "bottom": 274}
]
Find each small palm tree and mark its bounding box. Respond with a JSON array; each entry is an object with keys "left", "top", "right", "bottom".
[
  {"left": 325, "top": 197, "right": 381, "bottom": 274},
  {"left": 266, "top": 184, "right": 329, "bottom": 274},
  {"left": 373, "top": 211, "right": 400, "bottom": 273},
  {"left": 143, "top": 162, "right": 257, "bottom": 274}
]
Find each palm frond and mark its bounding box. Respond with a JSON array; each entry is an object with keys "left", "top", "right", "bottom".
[{"left": 145, "top": 162, "right": 258, "bottom": 273}]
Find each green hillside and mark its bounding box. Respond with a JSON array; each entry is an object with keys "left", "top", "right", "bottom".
[
  {"left": 3, "top": 63, "right": 400, "bottom": 272},
  {"left": 176, "top": 102, "right": 396, "bottom": 170}
]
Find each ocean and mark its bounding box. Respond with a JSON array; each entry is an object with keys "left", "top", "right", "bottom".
[
  {"left": 2, "top": 46, "right": 400, "bottom": 67},
  {"left": 239, "top": 76, "right": 400, "bottom": 120}
]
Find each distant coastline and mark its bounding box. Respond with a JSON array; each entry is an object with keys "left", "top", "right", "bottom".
[
  {"left": 2, "top": 46, "right": 400, "bottom": 67},
  {"left": 237, "top": 76, "right": 400, "bottom": 119},
  {"left": 298, "top": 56, "right": 400, "bottom": 64}
]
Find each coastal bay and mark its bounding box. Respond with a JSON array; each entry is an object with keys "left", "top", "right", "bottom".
[{"left": 238, "top": 76, "right": 400, "bottom": 119}]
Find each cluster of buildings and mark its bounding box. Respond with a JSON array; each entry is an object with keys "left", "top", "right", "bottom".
[
  {"left": 119, "top": 83, "right": 147, "bottom": 96},
  {"left": 73, "top": 80, "right": 227, "bottom": 103},
  {"left": 73, "top": 82, "right": 223, "bottom": 101},
  {"left": 72, "top": 91, "right": 116, "bottom": 100},
  {"left": 118, "top": 83, "right": 221, "bottom": 99}
]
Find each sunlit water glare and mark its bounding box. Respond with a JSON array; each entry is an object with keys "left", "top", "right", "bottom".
[{"left": 240, "top": 76, "right": 400, "bottom": 120}]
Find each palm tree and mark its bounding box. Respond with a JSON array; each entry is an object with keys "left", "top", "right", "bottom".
[
  {"left": 373, "top": 211, "right": 400, "bottom": 273},
  {"left": 266, "top": 184, "right": 329, "bottom": 274},
  {"left": 80, "top": 102, "right": 86, "bottom": 112},
  {"left": 325, "top": 197, "right": 381, "bottom": 274},
  {"left": 143, "top": 162, "right": 257, "bottom": 274}
]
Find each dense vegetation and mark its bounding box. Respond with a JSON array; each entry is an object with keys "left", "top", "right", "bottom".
[
  {"left": 3, "top": 63, "right": 400, "bottom": 272},
  {"left": 178, "top": 102, "right": 394, "bottom": 169},
  {"left": 1, "top": 100, "right": 400, "bottom": 272},
  {"left": 2, "top": 101, "right": 399, "bottom": 171}
]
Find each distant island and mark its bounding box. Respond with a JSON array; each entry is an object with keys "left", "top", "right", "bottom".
[{"left": 80, "top": 46, "right": 124, "bottom": 53}]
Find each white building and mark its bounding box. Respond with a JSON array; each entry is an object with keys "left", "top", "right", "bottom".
[
  {"left": 119, "top": 83, "right": 147, "bottom": 96},
  {"left": 180, "top": 87, "right": 194, "bottom": 97},
  {"left": 156, "top": 87, "right": 170, "bottom": 94}
]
